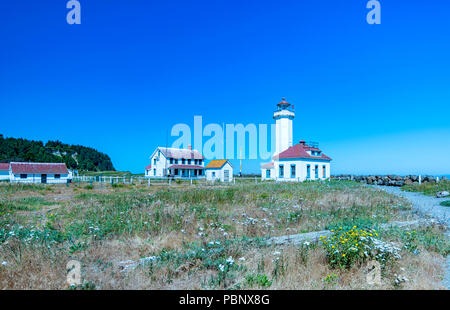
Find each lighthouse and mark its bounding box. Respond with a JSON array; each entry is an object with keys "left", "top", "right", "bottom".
[
  {"left": 273, "top": 98, "right": 295, "bottom": 156},
  {"left": 261, "top": 97, "right": 332, "bottom": 182}
]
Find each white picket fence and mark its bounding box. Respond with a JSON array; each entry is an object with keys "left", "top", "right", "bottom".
[{"left": 72, "top": 175, "right": 262, "bottom": 187}]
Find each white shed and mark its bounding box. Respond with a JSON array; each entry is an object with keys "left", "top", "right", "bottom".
[
  {"left": 205, "top": 160, "right": 233, "bottom": 182},
  {"left": 10, "top": 162, "right": 72, "bottom": 184}
]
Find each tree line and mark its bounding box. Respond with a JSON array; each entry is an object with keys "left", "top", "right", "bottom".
[{"left": 0, "top": 134, "right": 115, "bottom": 171}]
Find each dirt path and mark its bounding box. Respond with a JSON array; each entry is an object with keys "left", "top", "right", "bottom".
[{"left": 377, "top": 186, "right": 449, "bottom": 289}]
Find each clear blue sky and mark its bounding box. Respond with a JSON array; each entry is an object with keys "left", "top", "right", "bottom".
[{"left": 1, "top": 0, "right": 449, "bottom": 175}]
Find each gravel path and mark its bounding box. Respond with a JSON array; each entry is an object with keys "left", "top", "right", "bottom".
[{"left": 377, "top": 186, "right": 450, "bottom": 289}]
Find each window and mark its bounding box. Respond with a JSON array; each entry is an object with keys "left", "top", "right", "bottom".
[
  {"left": 175, "top": 169, "right": 179, "bottom": 175},
  {"left": 153, "top": 158, "right": 157, "bottom": 165},
  {"left": 266, "top": 169, "right": 271, "bottom": 178},
  {"left": 315, "top": 165, "right": 319, "bottom": 179},
  {"left": 182, "top": 159, "right": 186, "bottom": 165},
  {"left": 291, "top": 165, "right": 296, "bottom": 178},
  {"left": 153, "top": 169, "right": 156, "bottom": 175},
  {"left": 20, "top": 174, "right": 27, "bottom": 179},
  {"left": 170, "top": 158, "right": 173, "bottom": 164},
  {"left": 199, "top": 160, "right": 202, "bottom": 165},
  {"left": 279, "top": 165, "right": 284, "bottom": 178},
  {"left": 175, "top": 159, "right": 178, "bottom": 164},
  {"left": 212, "top": 172, "right": 216, "bottom": 177},
  {"left": 55, "top": 174, "right": 61, "bottom": 179},
  {"left": 188, "top": 159, "right": 191, "bottom": 165},
  {"left": 194, "top": 159, "right": 198, "bottom": 165},
  {"left": 323, "top": 165, "right": 326, "bottom": 178},
  {"left": 306, "top": 165, "right": 311, "bottom": 179}
]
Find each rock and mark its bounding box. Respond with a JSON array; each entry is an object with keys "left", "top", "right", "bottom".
[
  {"left": 437, "top": 191, "right": 450, "bottom": 198},
  {"left": 404, "top": 179, "right": 413, "bottom": 185},
  {"left": 118, "top": 256, "right": 158, "bottom": 272},
  {"left": 118, "top": 260, "right": 138, "bottom": 272},
  {"left": 395, "top": 180, "right": 405, "bottom": 187}
]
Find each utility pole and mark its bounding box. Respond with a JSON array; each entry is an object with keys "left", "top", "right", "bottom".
[{"left": 239, "top": 147, "right": 242, "bottom": 177}]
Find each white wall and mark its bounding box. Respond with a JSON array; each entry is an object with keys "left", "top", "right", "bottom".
[
  {"left": 0, "top": 170, "right": 9, "bottom": 181},
  {"left": 274, "top": 111, "right": 294, "bottom": 155},
  {"left": 263, "top": 160, "right": 330, "bottom": 182},
  {"left": 10, "top": 173, "right": 71, "bottom": 184},
  {"left": 206, "top": 163, "right": 233, "bottom": 182},
  {"left": 147, "top": 149, "right": 169, "bottom": 177},
  {"left": 261, "top": 167, "right": 274, "bottom": 180}
]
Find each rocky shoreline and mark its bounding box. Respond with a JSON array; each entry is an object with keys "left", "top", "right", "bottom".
[{"left": 331, "top": 174, "right": 448, "bottom": 187}]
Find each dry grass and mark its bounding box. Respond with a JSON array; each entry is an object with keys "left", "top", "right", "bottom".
[{"left": 0, "top": 181, "right": 447, "bottom": 290}]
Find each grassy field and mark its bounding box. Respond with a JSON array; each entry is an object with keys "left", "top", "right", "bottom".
[
  {"left": 402, "top": 180, "right": 450, "bottom": 196},
  {"left": 0, "top": 181, "right": 448, "bottom": 290}
]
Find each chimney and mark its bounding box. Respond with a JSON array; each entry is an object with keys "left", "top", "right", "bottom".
[
  {"left": 300, "top": 140, "right": 306, "bottom": 145},
  {"left": 188, "top": 145, "right": 192, "bottom": 150}
]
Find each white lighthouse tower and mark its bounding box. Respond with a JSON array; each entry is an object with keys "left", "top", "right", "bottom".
[{"left": 273, "top": 98, "right": 295, "bottom": 156}]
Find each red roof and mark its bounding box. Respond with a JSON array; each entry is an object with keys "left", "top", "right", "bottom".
[
  {"left": 10, "top": 162, "right": 69, "bottom": 174},
  {"left": 261, "top": 162, "right": 274, "bottom": 169},
  {"left": 277, "top": 97, "right": 290, "bottom": 107},
  {"left": 169, "top": 165, "right": 204, "bottom": 169},
  {"left": 145, "top": 164, "right": 152, "bottom": 170},
  {"left": 274, "top": 143, "right": 332, "bottom": 161},
  {"left": 0, "top": 163, "right": 9, "bottom": 170},
  {"left": 158, "top": 147, "right": 204, "bottom": 160}
]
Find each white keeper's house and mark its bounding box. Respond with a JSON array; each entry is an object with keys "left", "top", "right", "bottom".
[
  {"left": 9, "top": 162, "right": 72, "bottom": 184},
  {"left": 145, "top": 146, "right": 205, "bottom": 179},
  {"left": 205, "top": 159, "right": 233, "bottom": 182},
  {"left": 261, "top": 98, "right": 332, "bottom": 182}
]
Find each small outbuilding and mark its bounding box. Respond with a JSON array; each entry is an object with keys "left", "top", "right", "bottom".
[
  {"left": 10, "top": 162, "right": 72, "bottom": 184},
  {"left": 205, "top": 160, "right": 233, "bottom": 182}
]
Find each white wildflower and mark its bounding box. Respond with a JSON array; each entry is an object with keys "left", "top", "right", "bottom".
[{"left": 226, "top": 256, "right": 235, "bottom": 265}]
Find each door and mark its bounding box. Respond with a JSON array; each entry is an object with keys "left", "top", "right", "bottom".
[
  {"left": 224, "top": 170, "right": 230, "bottom": 182},
  {"left": 41, "top": 174, "right": 47, "bottom": 184}
]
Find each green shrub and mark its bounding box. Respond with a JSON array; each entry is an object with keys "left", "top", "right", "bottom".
[
  {"left": 245, "top": 273, "right": 272, "bottom": 288},
  {"left": 320, "top": 226, "right": 401, "bottom": 269},
  {"left": 440, "top": 200, "right": 450, "bottom": 207},
  {"left": 322, "top": 273, "right": 338, "bottom": 284}
]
